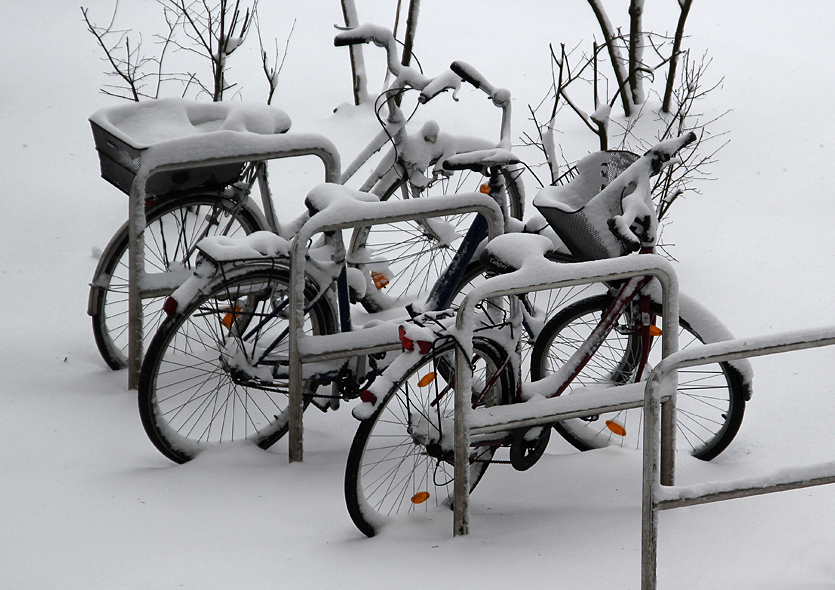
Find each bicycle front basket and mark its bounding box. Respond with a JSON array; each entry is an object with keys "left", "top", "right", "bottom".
[
  {"left": 91, "top": 121, "right": 244, "bottom": 197},
  {"left": 533, "top": 150, "right": 638, "bottom": 261}
]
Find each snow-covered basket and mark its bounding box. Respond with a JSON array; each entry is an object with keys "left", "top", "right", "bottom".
[
  {"left": 534, "top": 150, "right": 638, "bottom": 261},
  {"left": 89, "top": 97, "right": 292, "bottom": 196}
]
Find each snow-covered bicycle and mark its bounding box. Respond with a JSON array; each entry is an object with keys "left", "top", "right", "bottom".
[
  {"left": 343, "top": 133, "right": 754, "bottom": 537},
  {"left": 134, "top": 52, "right": 534, "bottom": 464},
  {"left": 87, "top": 23, "right": 524, "bottom": 370}
]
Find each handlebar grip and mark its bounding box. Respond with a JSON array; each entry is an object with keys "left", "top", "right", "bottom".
[
  {"left": 449, "top": 60, "right": 510, "bottom": 107},
  {"left": 334, "top": 34, "right": 365, "bottom": 47},
  {"left": 333, "top": 24, "right": 392, "bottom": 48},
  {"left": 450, "top": 60, "right": 490, "bottom": 91},
  {"left": 418, "top": 71, "right": 461, "bottom": 104}
]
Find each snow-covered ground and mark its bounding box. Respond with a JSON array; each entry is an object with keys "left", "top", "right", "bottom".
[{"left": 2, "top": 1, "right": 835, "bottom": 588}]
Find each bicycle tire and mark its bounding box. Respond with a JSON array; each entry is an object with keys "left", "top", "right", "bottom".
[
  {"left": 530, "top": 294, "right": 746, "bottom": 460},
  {"left": 138, "top": 265, "right": 336, "bottom": 464},
  {"left": 345, "top": 337, "right": 513, "bottom": 537},
  {"left": 90, "top": 192, "right": 265, "bottom": 370},
  {"left": 349, "top": 166, "right": 525, "bottom": 313}
]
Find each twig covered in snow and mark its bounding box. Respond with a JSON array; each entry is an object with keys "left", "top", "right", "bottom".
[{"left": 83, "top": 0, "right": 285, "bottom": 103}]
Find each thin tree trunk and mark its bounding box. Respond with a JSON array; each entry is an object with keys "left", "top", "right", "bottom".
[
  {"left": 400, "top": 0, "right": 420, "bottom": 69},
  {"left": 662, "top": 0, "right": 693, "bottom": 113},
  {"left": 587, "top": 0, "right": 634, "bottom": 116},
  {"left": 628, "top": 0, "right": 645, "bottom": 105},
  {"left": 340, "top": 0, "right": 367, "bottom": 105}
]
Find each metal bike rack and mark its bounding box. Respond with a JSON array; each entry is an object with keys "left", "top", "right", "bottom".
[
  {"left": 641, "top": 326, "right": 835, "bottom": 590},
  {"left": 287, "top": 189, "right": 505, "bottom": 463},
  {"left": 452, "top": 253, "right": 681, "bottom": 536},
  {"left": 125, "top": 133, "right": 342, "bottom": 389}
]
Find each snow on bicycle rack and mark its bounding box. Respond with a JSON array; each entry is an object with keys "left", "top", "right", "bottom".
[
  {"left": 450, "top": 232, "right": 682, "bottom": 536},
  {"left": 89, "top": 98, "right": 342, "bottom": 388},
  {"left": 284, "top": 183, "right": 505, "bottom": 462},
  {"left": 640, "top": 326, "right": 835, "bottom": 590},
  {"left": 449, "top": 233, "right": 835, "bottom": 590}
]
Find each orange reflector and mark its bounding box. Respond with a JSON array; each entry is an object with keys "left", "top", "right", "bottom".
[
  {"left": 649, "top": 325, "right": 663, "bottom": 337},
  {"left": 479, "top": 184, "right": 491, "bottom": 194},
  {"left": 411, "top": 491, "right": 431, "bottom": 504},
  {"left": 605, "top": 420, "right": 627, "bottom": 437},
  {"left": 371, "top": 271, "right": 389, "bottom": 290},
  {"left": 417, "top": 372, "right": 436, "bottom": 387},
  {"left": 221, "top": 307, "right": 241, "bottom": 329}
]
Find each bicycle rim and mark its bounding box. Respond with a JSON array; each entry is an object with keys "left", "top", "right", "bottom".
[
  {"left": 138, "top": 266, "right": 334, "bottom": 463},
  {"left": 345, "top": 338, "right": 512, "bottom": 537},
  {"left": 91, "top": 193, "right": 263, "bottom": 370},
  {"left": 531, "top": 294, "right": 746, "bottom": 459}
]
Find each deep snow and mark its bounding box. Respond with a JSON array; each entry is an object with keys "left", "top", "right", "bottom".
[{"left": 2, "top": 1, "right": 835, "bottom": 588}]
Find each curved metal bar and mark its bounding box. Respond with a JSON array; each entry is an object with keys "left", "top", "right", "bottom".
[
  {"left": 286, "top": 189, "right": 504, "bottom": 462},
  {"left": 641, "top": 325, "right": 835, "bottom": 590},
  {"left": 453, "top": 252, "right": 680, "bottom": 536},
  {"left": 126, "top": 133, "right": 342, "bottom": 389}
]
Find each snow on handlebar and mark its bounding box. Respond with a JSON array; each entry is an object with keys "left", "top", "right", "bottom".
[
  {"left": 450, "top": 61, "right": 510, "bottom": 107},
  {"left": 333, "top": 25, "right": 511, "bottom": 110},
  {"left": 333, "top": 23, "right": 402, "bottom": 80},
  {"left": 417, "top": 71, "right": 462, "bottom": 104},
  {"left": 644, "top": 131, "right": 697, "bottom": 174},
  {"left": 608, "top": 132, "right": 698, "bottom": 251}
]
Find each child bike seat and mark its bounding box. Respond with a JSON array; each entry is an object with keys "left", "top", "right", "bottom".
[{"left": 533, "top": 150, "right": 639, "bottom": 261}]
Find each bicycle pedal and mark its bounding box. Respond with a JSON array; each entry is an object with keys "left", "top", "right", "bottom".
[{"left": 310, "top": 396, "right": 340, "bottom": 412}]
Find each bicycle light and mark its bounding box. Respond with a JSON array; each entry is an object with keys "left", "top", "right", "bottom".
[
  {"left": 605, "top": 420, "right": 627, "bottom": 437},
  {"left": 398, "top": 325, "right": 432, "bottom": 354},
  {"left": 162, "top": 296, "right": 178, "bottom": 315},
  {"left": 411, "top": 492, "right": 430, "bottom": 504},
  {"left": 417, "top": 372, "right": 436, "bottom": 387},
  {"left": 360, "top": 390, "right": 377, "bottom": 405},
  {"left": 221, "top": 307, "right": 241, "bottom": 329}
]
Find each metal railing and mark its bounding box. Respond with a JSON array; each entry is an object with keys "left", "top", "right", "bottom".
[
  {"left": 125, "top": 133, "right": 342, "bottom": 389},
  {"left": 286, "top": 190, "right": 505, "bottom": 462},
  {"left": 641, "top": 326, "right": 835, "bottom": 590},
  {"left": 452, "top": 251, "right": 681, "bottom": 536}
]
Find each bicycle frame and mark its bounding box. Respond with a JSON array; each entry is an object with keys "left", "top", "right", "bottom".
[{"left": 542, "top": 270, "right": 657, "bottom": 400}]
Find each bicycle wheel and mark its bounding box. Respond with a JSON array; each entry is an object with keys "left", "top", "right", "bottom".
[
  {"left": 349, "top": 166, "right": 524, "bottom": 313},
  {"left": 138, "top": 265, "right": 336, "bottom": 464},
  {"left": 345, "top": 337, "right": 513, "bottom": 537},
  {"left": 90, "top": 192, "right": 265, "bottom": 370},
  {"left": 530, "top": 294, "right": 746, "bottom": 460}
]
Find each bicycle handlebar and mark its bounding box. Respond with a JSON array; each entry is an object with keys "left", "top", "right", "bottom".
[
  {"left": 333, "top": 26, "right": 511, "bottom": 112},
  {"left": 449, "top": 61, "right": 510, "bottom": 107},
  {"left": 333, "top": 23, "right": 392, "bottom": 48},
  {"left": 417, "top": 70, "right": 462, "bottom": 104},
  {"left": 604, "top": 132, "right": 698, "bottom": 252},
  {"left": 334, "top": 23, "right": 401, "bottom": 78},
  {"left": 644, "top": 131, "right": 697, "bottom": 174}
]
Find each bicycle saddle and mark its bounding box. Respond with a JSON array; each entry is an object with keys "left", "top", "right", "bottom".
[
  {"left": 441, "top": 148, "right": 521, "bottom": 172},
  {"left": 479, "top": 233, "right": 556, "bottom": 275}
]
